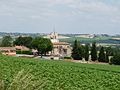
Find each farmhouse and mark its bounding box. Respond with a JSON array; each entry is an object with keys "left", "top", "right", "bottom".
[
  {"left": 0, "top": 47, "right": 16, "bottom": 56},
  {"left": 15, "top": 46, "right": 29, "bottom": 51}
]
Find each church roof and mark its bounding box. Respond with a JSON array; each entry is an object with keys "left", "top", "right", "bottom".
[{"left": 53, "top": 42, "right": 70, "bottom": 45}]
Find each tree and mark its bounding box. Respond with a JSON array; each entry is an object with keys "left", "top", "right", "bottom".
[
  {"left": 98, "top": 46, "right": 106, "bottom": 62},
  {"left": 14, "top": 36, "right": 33, "bottom": 48},
  {"left": 31, "top": 37, "right": 53, "bottom": 57},
  {"left": 1, "top": 36, "right": 13, "bottom": 47},
  {"left": 43, "top": 39, "right": 53, "bottom": 55},
  {"left": 105, "top": 47, "right": 113, "bottom": 63},
  {"left": 91, "top": 42, "right": 97, "bottom": 61},
  {"left": 78, "top": 45, "right": 83, "bottom": 60},
  {"left": 84, "top": 44, "right": 89, "bottom": 61},
  {"left": 72, "top": 40, "right": 82, "bottom": 60},
  {"left": 111, "top": 52, "right": 120, "bottom": 65}
]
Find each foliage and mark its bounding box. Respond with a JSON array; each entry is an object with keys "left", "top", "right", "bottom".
[
  {"left": 16, "top": 50, "right": 32, "bottom": 55},
  {"left": 0, "top": 69, "right": 48, "bottom": 90},
  {"left": 91, "top": 42, "right": 97, "bottom": 61},
  {"left": 105, "top": 47, "right": 113, "bottom": 63},
  {"left": 98, "top": 47, "right": 106, "bottom": 62},
  {"left": 16, "top": 50, "right": 22, "bottom": 54},
  {"left": 111, "top": 52, "right": 120, "bottom": 65},
  {"left": 84, "top": 44, "right": 89, "bottom": 61},
  {"left": 1, "top": 36, "right": 13, "bottom": 47},
  {"left": 31, "top": 37, "right": 53, "bottom": 57},
  {"left": 0, "top": 55, "right": 120, "bottom": 90},
  {"left": 14, "top": 36, "right": 33, "bottom": 48},
  {"left": 64, "top": 56, "right": 72, "bottom": 59},
  {"left": 72, "top": 40, "right": 82, "bottom": 60}
]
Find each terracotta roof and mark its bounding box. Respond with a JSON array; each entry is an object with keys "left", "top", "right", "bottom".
[
  {"left": 15, "top": 46, "right": 29, "bottom": 51},
  {"left": 0, "top": 47, "right": 16, "bottom": 50},
  {"left": 53, "top": 42, "right": 70, "bottom": 45}
]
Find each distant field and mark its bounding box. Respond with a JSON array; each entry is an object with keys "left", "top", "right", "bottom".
[
  {"left": 0, "top": 55, "right": 120, "bottom": 90},
  {"left": 59, "top": 36, "right": 117, "bottom": 44}
]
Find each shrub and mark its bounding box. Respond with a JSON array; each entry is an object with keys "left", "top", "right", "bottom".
[
  {"left": 16, "top": 50, "right": 33, "bottom": 55},
  {"left": 21, "top": 50, "right": 32, "bottom": 55},
  {"left": 64, "top": 56, "right": 72, "bottom": 59},
  {"left": 16, "top": 50, "right": 21, "bottom": 54},
  {"left": 110, "top": 53, "right": 120, "bottom": 65}
]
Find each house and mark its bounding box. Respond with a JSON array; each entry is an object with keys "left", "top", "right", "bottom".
[
  {"left": 0, "top": 47, "right": 16, "bottom": 56},
  {"left": 15, "top": 46, "right": 30, "bottom": 51}
]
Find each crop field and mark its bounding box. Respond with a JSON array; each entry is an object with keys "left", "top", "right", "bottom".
[
  {"left": 0, "top": 55, "right": 120, "bottom": 90},
  {"left": 59, "top": 36, "right": 113, "bottom": 44}
]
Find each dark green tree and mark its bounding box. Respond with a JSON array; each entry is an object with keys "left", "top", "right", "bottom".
[
  {"left": 72, "top": 40, "right": 82, "bottom": 60},
  {"left": 105, "top": 47, "right": 113, "bottom": 63},
  {"left": 91, "top": 42, "right": 97, "bottom": 61},
  {"left": 43, "top": 39, "right": 53, "bottom": 55},
  {"left": 1, "top": 36, "right": 13, "bottom": 47},
  {"left": 98, "top": 46, "right": 106, "bottom": 62},
  {"left": 111, "top": 52, "right": 120, "bottom": 65},
  {"left": 14, "top": 36, "right": 33, "bottom": 48},
  {"left": 31, "top": 37, "right": 53, "bottom": 57},
  {"left": 84, "top": 44, "right": 89, "bottom": 61},
  {"left": 78, "top": 45, "right": 83, "bottom": 60}
]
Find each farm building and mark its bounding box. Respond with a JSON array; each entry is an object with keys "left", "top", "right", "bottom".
[{"left": 0, "top": 47, "right": 16, "bottom": 56}]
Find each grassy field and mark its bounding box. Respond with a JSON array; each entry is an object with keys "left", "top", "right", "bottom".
[
  {"left": 59, "top": 36, "right": 113, "bottom": 44},
  {"left": 0, "top": 55, "right": 120, "bottom": 90}
]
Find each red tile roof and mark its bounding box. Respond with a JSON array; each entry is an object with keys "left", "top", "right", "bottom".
[{"left": 53, "top": 42, "right": 70, "bottom": 45}]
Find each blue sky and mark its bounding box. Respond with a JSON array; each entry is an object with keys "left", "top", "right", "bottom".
[{"left": 0, "top": 0, "right": 120, "bottom": 34}]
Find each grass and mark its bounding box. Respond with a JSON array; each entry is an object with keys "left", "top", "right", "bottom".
[
  {"left": 0, "top": 55, "right": 120, "bottom": 90},
  {"left": 59, "top": 36, "right": 113, "bottom": 43}
]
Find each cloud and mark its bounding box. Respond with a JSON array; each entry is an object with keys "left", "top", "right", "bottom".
[
  {"left": 0, "top": 0, "right": 119, "bottom": 18},
  {"left": 68, "top": 1, "right": 118, "bottom": 14}
]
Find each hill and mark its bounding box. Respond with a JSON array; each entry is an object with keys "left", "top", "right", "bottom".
[{"left": 0, "top": 55, "right": 120, "bottom": 90}]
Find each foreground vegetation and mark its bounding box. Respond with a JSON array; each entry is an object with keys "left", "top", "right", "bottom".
[{"left": 0, "top": 55, "right": 120, "bottom": 90}]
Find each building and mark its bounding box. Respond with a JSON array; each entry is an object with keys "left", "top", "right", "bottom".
[
  {"left": 49, "top": 32, "right": 72, "bottom": 58},
  {"left": 0, "top": 47, "right": 16, "bottom": 56},
  {"left": 15, "top": 46, "right": 30, "bottom": 51},
  {"left": 44, "top": 32, "right": 70, "bottom": 39}
]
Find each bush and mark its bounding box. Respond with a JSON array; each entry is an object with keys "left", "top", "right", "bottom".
[
  {"left": 110, "top": 53, "right": 120, "bottom": 65},
  {"left": 16, "top": 50, "right": 21, "bottom": 54},
  {"left": 16, "top": 50, "right": 33, "bottom": 55},
  {"left": 21, "top": 50, "right": 32, "bottom": 55},
  {"left": 64, "top": 56, "right": 72, "bottom": 59}
]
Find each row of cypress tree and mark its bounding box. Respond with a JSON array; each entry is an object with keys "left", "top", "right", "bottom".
[{"left": 72, "top": 40, "right": 113, "bottom": 63}]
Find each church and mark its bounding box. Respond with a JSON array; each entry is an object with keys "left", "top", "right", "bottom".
[{"left": 47, "top": 32, "right": 72, "bottom": 58}]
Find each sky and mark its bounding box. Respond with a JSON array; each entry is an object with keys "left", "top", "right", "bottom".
[{"left": 0, "top": 0, "right": 120, "bottom": 34}]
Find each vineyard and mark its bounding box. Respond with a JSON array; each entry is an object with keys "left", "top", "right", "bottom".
[{"left": 0, "top": 55, "right": 120, "bottom": 90}]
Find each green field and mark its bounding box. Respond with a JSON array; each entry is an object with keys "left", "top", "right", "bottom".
[
  {"left": 59, "top": 36, "right": 113, "bottom": 44},
  {"left": 0, "top": 55, "right": 120, "bottom": 90}
]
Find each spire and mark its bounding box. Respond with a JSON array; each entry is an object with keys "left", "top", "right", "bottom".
[{"left": 53, "top": 25, "right": 55, "bottom": 34}]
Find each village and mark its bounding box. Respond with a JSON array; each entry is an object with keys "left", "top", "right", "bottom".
[{"left": 0, "top": 32, "right": 73, "bottom": 60}]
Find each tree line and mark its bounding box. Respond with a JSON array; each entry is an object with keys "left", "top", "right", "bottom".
[
  {"left": 0, "top": 36, "right": 53, "bottom": 57},
  {"left": 0, "top": 36, "right": 120, "bottom": 65},
  {"left": 72, "top": 40, "right": 120, "bottom": 65}
]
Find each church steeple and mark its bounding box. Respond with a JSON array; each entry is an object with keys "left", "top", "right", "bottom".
[{"left": 49, "top": 27, "right": 59, "bottom": 43}]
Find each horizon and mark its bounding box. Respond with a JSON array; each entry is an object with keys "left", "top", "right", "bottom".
[
  {"left": 0, "top": 31, "right": 119, "bottom": 36},
  {"left": 0, "top": 0, "right": 120, "bottom": 34}
]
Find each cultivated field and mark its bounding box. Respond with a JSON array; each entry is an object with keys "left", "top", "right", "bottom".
[{"left": 0, "top": 55, "right": 120, "bottom": 90}]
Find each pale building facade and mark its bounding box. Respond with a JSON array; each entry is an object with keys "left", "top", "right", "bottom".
[
  {"left": 0, "top": 47, "right": 16, "bottom": 56},
  {"left": 49, "top": 32, "right": 72, "bottom": 58}
]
